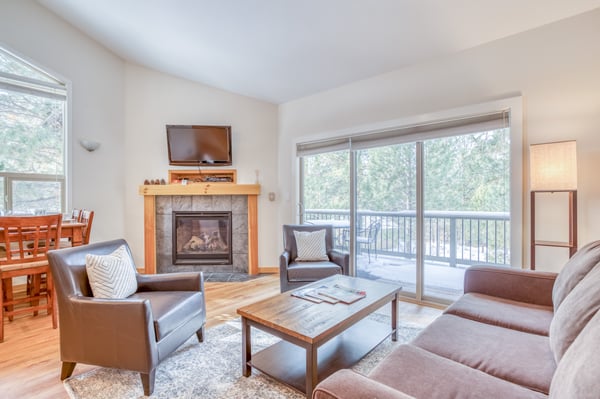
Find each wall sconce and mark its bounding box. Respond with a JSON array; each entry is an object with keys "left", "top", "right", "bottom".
[
  {"left": 79, "top": 139, "right": 101, "bottom": 152},
  {"left": 529, "top": 140, "right": 578, "bottom": 269}
]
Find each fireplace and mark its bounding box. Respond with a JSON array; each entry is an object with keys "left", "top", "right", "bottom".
[{"left": 172, "top": 211, "right": 232, "bottom": 265}]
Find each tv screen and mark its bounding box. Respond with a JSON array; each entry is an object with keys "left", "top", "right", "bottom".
[{"left": 166, "top": 125, "right": 232, "bottom": 166}]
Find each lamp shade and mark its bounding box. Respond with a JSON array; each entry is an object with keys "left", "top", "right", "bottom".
[{"left": 530, "top": 141, "right": 577, "bottom": 191}]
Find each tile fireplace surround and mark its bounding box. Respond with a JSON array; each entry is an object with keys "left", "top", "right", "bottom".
[{"left": 139, "top": 182, "right": 260, "bottom": 274}]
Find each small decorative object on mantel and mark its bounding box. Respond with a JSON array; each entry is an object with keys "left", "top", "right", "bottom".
[
  {"left": 168, "top": 169, "right": 237, "bottom": 184},
  {"left": 143, "top": 179, "right": 167, "bottom": 185}
]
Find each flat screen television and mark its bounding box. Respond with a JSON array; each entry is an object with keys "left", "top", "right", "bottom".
[{"left": 166, "top": 125, "right": 232, "bottom": 166}]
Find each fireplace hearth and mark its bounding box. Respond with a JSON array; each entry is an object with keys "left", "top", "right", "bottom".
[{"left": 173, "top": 211, "right": 232, "bottom": 265}]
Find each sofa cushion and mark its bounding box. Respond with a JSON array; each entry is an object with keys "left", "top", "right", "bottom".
[
  {"left": 552, "top": 240, "right": 600, "bottom": 311},
  {"left": 549, "top": 309, "right": 600, "bottom": 399},
  {"left": 549, "top": 264, "right": 600, "bottom": 362},
  {"left": 287, "top": 261, "right": 341, "bottom": 282},
  {"left": 412, "top": 314, "right": 555, "bottom": 394},
  {"left": 444, "top": 293, "right": 553, "bottom": 336},
  {"left": 367, "top": 344, "right": 547, "bottom": 399},
  {"left": 131, "top": 291, "right": 205, "bottom": 341},
  {"left": 85, "top": 244, "right": 138, "bottom": 299}
]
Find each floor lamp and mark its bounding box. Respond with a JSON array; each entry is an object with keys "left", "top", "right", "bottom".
[{"left": 529, "top": 141, "right": 578, "bottom": 270}]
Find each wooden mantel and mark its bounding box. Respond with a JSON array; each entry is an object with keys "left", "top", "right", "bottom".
[{"left": 139, "top": 182, "right": 261, "bottom": 275}]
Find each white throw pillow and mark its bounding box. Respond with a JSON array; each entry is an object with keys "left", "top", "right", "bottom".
[
  {"left": 85, "top": 245, "right": 138, "bottom": 299},
  {"left": 294, "top": 229, "right": 329, "bottom": 262}
]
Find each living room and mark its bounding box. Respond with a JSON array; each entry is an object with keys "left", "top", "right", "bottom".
[{"left": 1, "top": 0, "right": 600, "bottom": 398}]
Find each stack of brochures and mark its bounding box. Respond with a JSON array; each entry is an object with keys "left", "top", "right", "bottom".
[{"left": 292, "top": 284, "right": 366, "bottom": 304}]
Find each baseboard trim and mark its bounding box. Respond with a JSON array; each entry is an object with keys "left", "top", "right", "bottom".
[{"left": 258, "top": 267, "right": 279, "bottom": 274}]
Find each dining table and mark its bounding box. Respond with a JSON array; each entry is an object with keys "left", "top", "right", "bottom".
[
  {"left": 0, "top": 218, "right": 86, "bottom": 248},
  {"left": 59, "top": 220, "right": 86, "bottom": 247}
]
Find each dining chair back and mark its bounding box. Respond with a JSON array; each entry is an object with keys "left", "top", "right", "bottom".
[
  {"left": 80, "top": 210, "right": 94, "bottom": 245},
  {"left": 0, "top": 214, "right": 62, "bottom": 342},
  {"left": 70, "top": 209, "right": 82, "bottom": 222}
]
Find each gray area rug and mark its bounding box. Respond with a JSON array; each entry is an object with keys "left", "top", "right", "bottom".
[{"left": 64, "top": 316, "right": 422, "bottom": 399}]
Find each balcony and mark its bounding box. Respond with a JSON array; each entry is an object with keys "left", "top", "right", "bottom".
[{"left": 305, "top": 209, "right": 510, "bottom": 301}]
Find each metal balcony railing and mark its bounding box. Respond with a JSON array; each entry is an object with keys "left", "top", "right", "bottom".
[{"left": 304, "top": 209, "right": 510, "bottom": 267}]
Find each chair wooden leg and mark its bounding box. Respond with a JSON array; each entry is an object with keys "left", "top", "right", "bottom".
[
  {"left": 196, "top": 325, "right": 205, "bottom": 342},
  {"left": 2, "top": 278, "right": 14, "bottom": 322},
  {"left": 31, "top": 274, "right": 41, "bottom": 316},
  {"left": 0, "top": 278, "right": 4, "bottom": 343},
  {"left": 140, "top": 369, "right": 156, "bottom": 396},
  {"left": 47, "top": 273, "right": 57, "bottom": 328},
  {"left": 60, "top": 362, "right": 77, "bottom": 380}
]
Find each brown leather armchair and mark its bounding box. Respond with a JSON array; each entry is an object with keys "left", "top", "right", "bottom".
[
  {"left": 47, "top": 239, "right": 206, "bottom": 396},
  {"left": 279, "top": 224, "right": 350, "bottom": 292}
]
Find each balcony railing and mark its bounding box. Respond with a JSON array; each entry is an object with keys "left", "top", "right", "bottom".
[{"left": 304, "top": 209, "right": 510, "bottom": 267}]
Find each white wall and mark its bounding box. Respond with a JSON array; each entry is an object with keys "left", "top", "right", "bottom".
[
  {"left": 278, "top": 9, "right": 600, "bottom": 272},
  {"left": 0, "top": 0, "right": 127, "bottom": 243},
  {"left": 124, "top": 64, "right": 279, "bottom": 267}
]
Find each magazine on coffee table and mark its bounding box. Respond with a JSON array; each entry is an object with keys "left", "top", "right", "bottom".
[
  {"left": 291, "top": 287, "right": 339, "bottom": 303},
  {"left": 316, "top": 284, "right": 366, "bottom": 304}
]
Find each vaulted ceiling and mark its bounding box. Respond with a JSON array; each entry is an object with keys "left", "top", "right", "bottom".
[{"left": 38, "top": 0, "right": 600, "bottom": 104}]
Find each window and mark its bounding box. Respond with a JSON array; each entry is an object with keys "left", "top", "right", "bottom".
[
  {"left": 297, "top": 98, "right": 522, "bottom": 304},
  {"left": 0, "top": 46, "right": 67, "bottom": 215}
]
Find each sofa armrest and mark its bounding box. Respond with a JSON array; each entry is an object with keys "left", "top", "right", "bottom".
[
  {"left": 136, "top": 272, "right": 204, "bottom": 292},
  {"left": 329, "top": 249, "right": 350, "bottom": 275},
  {"left": 464, "top": 266, "right": 557, "bottom": 306},
  {"left": 313, "top": 370, "right": 415, "bottom": 399}
]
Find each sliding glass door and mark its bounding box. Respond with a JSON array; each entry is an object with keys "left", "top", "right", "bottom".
[
  {"left": 297, "top": 106, "right": 517, "bottom": 304},
  {"left": 300, "top": 149, "right": 351, "bottom": 252},
  {"left": 355, "top": 143, "right": 417, "bottom": 294},
  {"left": 422, "top": 130, "right": 510, "bottom": 301}
]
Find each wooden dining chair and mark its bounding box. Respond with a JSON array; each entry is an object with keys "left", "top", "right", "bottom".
[
  {"left": 80, "top": 210, "right": 94, "bottom": 245},
  {"left": 0, "top": 214, "right": 62, "bottom": 342},
  {"left": 70, "top": 209, "right": 82, "bottom": 222}
]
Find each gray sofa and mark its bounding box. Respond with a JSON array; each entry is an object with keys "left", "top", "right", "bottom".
[{"left": 313, "top": 241, "right": 600, "bottom": 399}]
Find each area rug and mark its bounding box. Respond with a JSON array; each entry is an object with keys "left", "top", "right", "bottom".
[{"left": 64, "top": 315, "right": 422, "bottom": 399}]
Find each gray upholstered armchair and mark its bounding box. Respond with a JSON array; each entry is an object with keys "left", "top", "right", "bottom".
[
  {"left": 47, "top": 239, "right": 206, "bottom": 396},
  {"left": 279, "top": 224, "right": 350, "bottom": 292}
]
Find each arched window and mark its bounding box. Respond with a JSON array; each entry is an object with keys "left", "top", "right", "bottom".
[{"left": 0, "top": 46, "right": 67, "bottom": 215}]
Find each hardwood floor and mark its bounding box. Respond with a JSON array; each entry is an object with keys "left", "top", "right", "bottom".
[{"left": 0, "top": 275, "right": 441, "bottom": 398}]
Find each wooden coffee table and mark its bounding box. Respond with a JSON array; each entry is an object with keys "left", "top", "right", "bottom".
[{"left": 237, "top": 275, "right": 402, "bottom": 398}]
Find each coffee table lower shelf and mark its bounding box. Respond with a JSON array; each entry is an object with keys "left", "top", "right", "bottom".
[{"left": 247, "top": 316, "right": 393, "bottom": 394}]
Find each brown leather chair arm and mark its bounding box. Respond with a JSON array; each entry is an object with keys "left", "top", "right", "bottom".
[
  {"left": 279, "top": 251, "right": 291, "bottom": 291},
  {"left": 464, "top": 266, "right": 557, "bottom": 306},
  {"left": 60, "top": 295, "right": 157, "bottom": 372},
  {"left": 280, "top": 250, "right": 291, "bottom": 269},
  {"left": 313, "top": 370, "right": 415, "bottom": 399},
  {"left": 329, "top": 249, "right": 350, "bottom": 275},
  {"left": 136, "top": 272, "right": 204, "bottom": 292}
]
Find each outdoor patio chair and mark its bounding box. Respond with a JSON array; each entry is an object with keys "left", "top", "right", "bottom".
[{"left": 356, "top": 219, "right": 381, "bottom": 263}]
